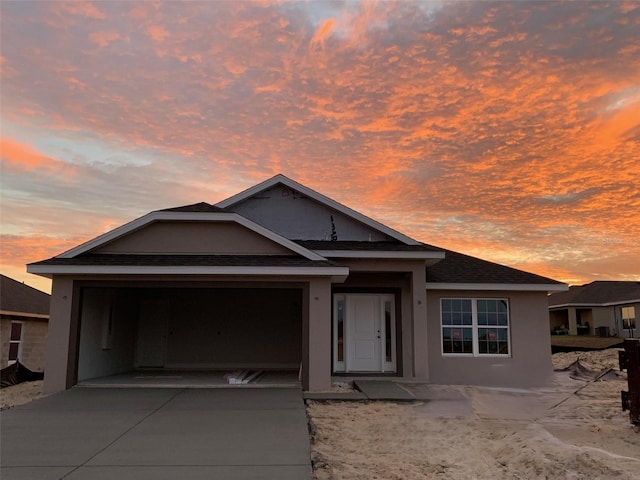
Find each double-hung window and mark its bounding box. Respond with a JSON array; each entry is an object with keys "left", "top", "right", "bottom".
[
  {"left": 8, "top": 321, "right": 23, "bottom": 365},
  {"left": 441, "top": 298, "right": 510, "bottom": 356},
  {"left": 621, "top": 306, "right": 636, "bottom": 330}
]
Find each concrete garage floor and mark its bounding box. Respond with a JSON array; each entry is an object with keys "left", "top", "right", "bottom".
[
  {"left": 0, "top": 387, "right": 312, "bottom": 480},
  {"left": 78, "top": 370, "right": 301, "bottom": 388}
]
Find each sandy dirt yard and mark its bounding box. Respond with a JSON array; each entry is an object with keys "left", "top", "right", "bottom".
[
  {"left": 308, "top": 349, "right": 640, "bottom": 480},
  {"left": 0, "top": 380, "right": 43, "bottom": 411}
]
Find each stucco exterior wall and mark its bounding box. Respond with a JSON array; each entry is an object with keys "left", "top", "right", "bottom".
[
  {"left": 426, "top": 289, "right": 552, "bottom": 387},
  {"left": 227, "top": 186, "right": 394, "bottom": 241},
  {"left": 94, "top": 221, "right": 293, "bottom": 255}
]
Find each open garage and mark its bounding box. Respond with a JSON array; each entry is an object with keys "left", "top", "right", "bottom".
[{"left": 76, "top": 285, "right": 303, "bottom": 384}]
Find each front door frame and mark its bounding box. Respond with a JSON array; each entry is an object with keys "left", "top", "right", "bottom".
[{"left": 333, "top": 293, "right": 397, "bottom": 373}]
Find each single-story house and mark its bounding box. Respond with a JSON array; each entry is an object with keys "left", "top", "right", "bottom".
[
  {"left": 27, "top": 174, "right": 566, "bottom": 394},
  {"left": 549, "top": 281, "right": 639, "bottom": 338},
  {"left": 0, "top": 274, "right": 50, "bottom": 371}
]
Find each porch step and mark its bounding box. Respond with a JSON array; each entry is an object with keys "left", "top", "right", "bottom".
[{"left": 353, "top": 380, "right": 416, "bottom": 401}]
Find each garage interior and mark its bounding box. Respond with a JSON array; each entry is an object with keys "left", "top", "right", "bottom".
[{"left": 76, "top": 285, "right": 303, "bottom": 386}]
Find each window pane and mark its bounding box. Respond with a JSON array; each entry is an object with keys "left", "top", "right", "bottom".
[
  {"left": 442, "top": 327, "right": 473, "bottom": 354},
  {"left": 478, "top": 328, "right": 509, "bottom": 355},
  {"left": 442, "top": 299, "right": 472, "bottom": 325},
  {"left": 10, "top": 322, "right": 22, "bottom": 341},
  {"left": 385, "top": 300, "right": 392, "bottom": 362},
  {"left": 478, "top": 300, "right": 508, "bottom": 326},
  {"left": 337, "top": 300, "right": 344, "bottom": 362},
  {"left": 9, "top": 342, "right": 19, "bottom": 360}
]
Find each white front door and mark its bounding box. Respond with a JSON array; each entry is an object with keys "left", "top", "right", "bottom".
[
  {"left": 333, "top": 294, "right": 396, "bottom": 373},
  {"left": 348, "top": 295, "right": 382, "bottom": 371},
  {"left": 136, "top": 300, "right": 169, "bottom": 368}
]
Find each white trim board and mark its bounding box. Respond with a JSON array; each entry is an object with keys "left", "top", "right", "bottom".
[
  {"left": 56, "top": 211, "right": 326, "bottom": 261},
  {"left": 27, "top": 265, "right": 350, "bottom": 280},
  {"left": 550, "top": 299, "right": 640, "bottom": 308},
  {"left": 216, "top": 174, "right": 422, "bottom": 246},
  {"left": 427, "top": 282, "right": 568, "bottom": 292}
]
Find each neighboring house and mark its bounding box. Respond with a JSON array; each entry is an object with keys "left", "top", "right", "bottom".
[
  {"left": 549, "top": 281, "right": 640, "bottom": 338},
  {"left": 0, "top": 274, "right": 50, "bottom": 371},
  {"left": 27, "top": 174, "right": 566, "bottom": 394}
]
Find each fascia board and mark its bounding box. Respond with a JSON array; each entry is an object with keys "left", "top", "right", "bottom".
[
  {"left": 57, "top": 211, "right": 325, "bottom": 261},
  {"left": 216, "top": 174, "right": 421, "bottom": 245},
  {"left": 549, "top": 299, "right": 640, "bottom": 308},
  {"left": 315, "top": 250, "right": 445, "bottom": 259},
  {"left": 426, "top": 282, "right": 569, "bottom": 292},
  {"left": 27, "top": 264, "right": 350, "bottom": 277}
]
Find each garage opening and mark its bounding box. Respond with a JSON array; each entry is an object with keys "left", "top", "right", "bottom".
[{"left": 76, "top": 286, "right": 303, "bottom": 386}]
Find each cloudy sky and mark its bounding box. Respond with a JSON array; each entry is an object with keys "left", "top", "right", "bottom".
[{"left": 1, "top": 1, "right": 639, "bottom": 293}]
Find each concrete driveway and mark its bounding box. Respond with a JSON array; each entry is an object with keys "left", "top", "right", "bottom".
[{"left": 1, "top": 387, "right": 312, "bottom": 480}]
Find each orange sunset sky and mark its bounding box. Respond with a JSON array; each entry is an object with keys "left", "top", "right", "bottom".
[{"left": 1, "top": 1, "right": 639, "bottom": 293}]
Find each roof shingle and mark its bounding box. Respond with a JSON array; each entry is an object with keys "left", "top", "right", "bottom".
[
  {"left": 0, "top": 274, "right": 50, "bottom": 315},
  {"left": 426, "top": 249, "right": 563, "bottom": 285},
  {"left": 549, "top": 281, "right": 640, "bottom": 306}
]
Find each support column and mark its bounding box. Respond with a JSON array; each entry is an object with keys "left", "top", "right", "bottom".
[
  {"left": 568, "top": 308, "right": 578, "bottom": 336},
  {"left": 43, "top": 277, "right": 77, "bottom": 394},
  {"left": 304, "top": 278, "right": 332, "bottom": 391},
  {"left": 411, "top": 264, "right": 429, "bottom": 380}
]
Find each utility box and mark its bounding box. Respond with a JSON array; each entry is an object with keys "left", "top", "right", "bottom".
[
  {"left": 619, "top": 339, "right": 640, "bottom": 425},
  {"left": 596, "top": 326, "right": 609, "bottom": 338}
]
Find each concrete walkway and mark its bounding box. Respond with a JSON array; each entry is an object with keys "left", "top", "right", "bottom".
[{"left": 1, "top": 387, "right": 312, "bottom": 480}]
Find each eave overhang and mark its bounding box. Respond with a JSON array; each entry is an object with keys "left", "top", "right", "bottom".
[
  {"left": 314, "top": 250, "right": 445, "bottom": 260},
  {"left": 550, "top": 298, "right": 640, "bottom": 309},
  {"left": 427, "top": 282, "right": 569, "bottom": 293},
  {"left": 26, "top": 264, "right": 350, "bottom": 283}
]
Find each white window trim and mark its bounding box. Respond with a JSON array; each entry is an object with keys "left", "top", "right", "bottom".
[
  {"left": 8, "top": 321, "right": 24, "bottom": 365},
  {"left": 440, "top": 298, "right": 511, "bottom": 358}
]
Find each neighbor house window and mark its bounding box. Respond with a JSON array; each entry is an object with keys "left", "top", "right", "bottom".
[
  {"left": 8, "top": 321, "right": 23, "bottom": 365},
  {"left": 621, "top": 306, "right": 636, "bottom": 330},
  {"left": 441, "top": 299, "right": 510, "bottom": 356}
]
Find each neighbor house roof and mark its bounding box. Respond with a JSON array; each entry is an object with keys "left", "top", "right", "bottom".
[
  {"left": 426, "top": 249, "right": 566, "bottom": 291},
  {"left": 0, "top": 274, "right": 50, "bottom": 317},
  {"left": 548, "top": 281, "right": 640, "bottom": 307}
]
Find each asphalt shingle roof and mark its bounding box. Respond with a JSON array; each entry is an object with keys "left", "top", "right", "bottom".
[
  {"left": 29, "top": 254, "right": 340, "bottom": 268},
  {"left": 426, "top": 249, "right": 563, "bottom": 285},
  {"left": 548, "top": 281, "right": 640, "bottom": 306},
  {"left": 0, "top": 274, "right": 50, "bottom": 315}
]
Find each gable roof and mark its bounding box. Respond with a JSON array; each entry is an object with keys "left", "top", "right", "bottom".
[
  {"left": 52, "top": 210, "right": 325, "bottom": 261},
  {"left": 549, "top": 281, "right": 640, "bottom": 307},
  {"left": 0, "top": 274, "right": 50, "bottom": 316},
  {"left": 216, "top": 174, "right": 421, "bottom": 245},
  {"left": 426, "top": 248, "right": 567, "bottom": 291}
]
